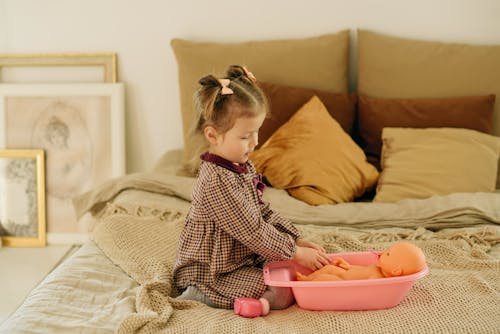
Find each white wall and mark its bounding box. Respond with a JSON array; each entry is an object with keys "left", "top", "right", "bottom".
[
  {"left": 0, "top": 1, "right": 6, "bottom": 52},
  {"left": 2, "top": 0, "right": 500, "bottom": 172}
]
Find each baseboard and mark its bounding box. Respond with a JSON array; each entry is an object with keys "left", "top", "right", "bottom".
[{"left": 47, "top": 233, "right": 89, "bottom": 245}]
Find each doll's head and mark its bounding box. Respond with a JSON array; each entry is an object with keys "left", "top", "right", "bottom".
[{"left": 378, "top": 242, "right": 426, "bottom": 277}]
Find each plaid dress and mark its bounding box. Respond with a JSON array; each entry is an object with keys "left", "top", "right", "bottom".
[{"left": 173, "top": 152, "right": 301, "bottom": 308}]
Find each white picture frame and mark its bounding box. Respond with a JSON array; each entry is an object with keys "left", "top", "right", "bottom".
[{"left": 0, "top": 83, "right": 125, "bottom": 244}]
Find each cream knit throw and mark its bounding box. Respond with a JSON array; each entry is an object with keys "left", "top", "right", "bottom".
[{"left": 92, "top": 205, "right": 500, "bottom": 334}]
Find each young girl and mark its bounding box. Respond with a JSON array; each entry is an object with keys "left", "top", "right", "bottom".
[{"left": 173, "top": 65, "right": 330, "bottom": 317}]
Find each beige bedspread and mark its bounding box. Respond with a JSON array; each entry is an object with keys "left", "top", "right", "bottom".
[
  {"left": 91, "top": 206, "right": 499, "bottom": 334},
  {"left": 74, "top": 169, "right": 500, "bottom": 334},
  {"left": 73, "top": 170, "right": 500, "bottom": 230}
]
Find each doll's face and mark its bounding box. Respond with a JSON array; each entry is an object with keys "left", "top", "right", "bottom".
[
  {"left": 378, "top": 242, "right": 426, "bottom": 277},
  {"left": 378, "top": 248, "right": 402, "bottom": 277}
]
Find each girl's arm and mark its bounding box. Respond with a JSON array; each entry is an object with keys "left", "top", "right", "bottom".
[
  {"left": 250, "top": 163, "right": 301, "bottom": 240},
  {"left": 207, "top": 176, "right": 296, "bottom": 262},
  {"left": 260, "top": 202, "right": 301, "bottom": 240}
]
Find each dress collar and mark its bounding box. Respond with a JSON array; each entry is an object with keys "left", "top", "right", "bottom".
[{"left": 200, "top": 152, "right": 249, "bottom": 174}]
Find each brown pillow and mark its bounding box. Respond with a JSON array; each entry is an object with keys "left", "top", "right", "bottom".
[
  {"left": 357, "top": 29, "right": 500, "bottom": 187},
  {"left": 357, "top": 94, "right": 496, "bottom": 169},
  {"left": 170, "top": 31, "right": 350, "bottom": 176},
  {"left": 257, "top": 81, "right": 357, "bottom": 148}
]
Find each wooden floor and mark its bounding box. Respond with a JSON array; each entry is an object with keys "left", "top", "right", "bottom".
[{"left": 0, "top": 244, "right": 78, "bottom": 324}]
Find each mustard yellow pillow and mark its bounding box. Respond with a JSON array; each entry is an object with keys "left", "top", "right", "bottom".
[
  {"left": 251, "top": 96, "right": 378, "bottom": 205},
  {"left": 374, "top": 128, "right": 500, "bottom": 203},
  {"left": 171, "top": 31, "right": 350, "bottom": 176}
]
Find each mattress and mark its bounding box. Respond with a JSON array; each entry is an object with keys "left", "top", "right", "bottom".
[{"left": 1, "top": 153, "right": 499, "bottom": 334}]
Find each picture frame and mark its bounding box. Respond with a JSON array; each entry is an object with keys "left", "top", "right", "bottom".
[
  {"left": 0, "top": 149, "right": 46, "bottom": 247},
  {"left": 0, "top": 53, "right": 117, "bottom": 83},
  {"left": 0, "top": 83, "right": 125, "bottom": 244}
]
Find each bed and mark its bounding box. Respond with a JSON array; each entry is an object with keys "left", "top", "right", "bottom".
[{"left": 1, "top": 29, "right": 500, "bottom": 334}]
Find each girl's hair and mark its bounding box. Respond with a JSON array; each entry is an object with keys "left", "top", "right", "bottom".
[{"left": 193, "top": 65, "right": 269, "bottom": 135}]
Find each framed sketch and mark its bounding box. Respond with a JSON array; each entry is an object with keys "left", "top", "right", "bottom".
[
  {"left": 0, "top": 53, "right": 117, "bottom": 83},
  {"left": 0, "top": 149, "right": 46, "bottom": 247},
  {"left": 0, "top": 83, "right": 125, "bottom": 243}
]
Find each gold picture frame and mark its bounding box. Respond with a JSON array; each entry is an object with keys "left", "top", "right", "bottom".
[
  {"left": 0, "top": 53, "right": 117, "bottom": 83},
  {"left": 0, "top": 149, "right": 46, "bottom": 247}
]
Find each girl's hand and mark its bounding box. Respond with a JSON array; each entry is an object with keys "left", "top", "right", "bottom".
[
  {"left": 296, "top": 239, "right": 326, "bottom": 254},
  {"left": 293, "top": 246, "right": 330, "bottom": 271}
]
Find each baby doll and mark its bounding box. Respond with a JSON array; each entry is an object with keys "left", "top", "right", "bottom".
[{"left": 296, "top": 242, "right": 426, "bottom": 281}]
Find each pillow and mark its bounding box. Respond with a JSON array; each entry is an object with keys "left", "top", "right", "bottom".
[
  {"left": 357, "top": 94, "right": 496, "bottom": 168},
  {"left": 250, "top": 96, "right": 378, "bottom": 205},
  {"left": 374, "top": 128, "right": 500, "bottom": 203},
  {"left": 171, "top": 31, "right": 350, "bottom": 176},
  {"left": 356, "top": 29, "right": 500, "bottom": 186},
  {"left": 257, "top": 81, "right": 357, "bottom": 149}
]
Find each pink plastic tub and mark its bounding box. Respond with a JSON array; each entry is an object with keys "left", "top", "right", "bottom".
[{"left": 263, "top": 251, "right": 428, "bottom": 311}]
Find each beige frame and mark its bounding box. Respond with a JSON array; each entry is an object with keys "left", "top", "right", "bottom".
[
  {"left": 0, "top": 53, "right": 117, "bottom": 83},
  {"left": 0, "top": 149, "right": 46, "bottom": 247}
]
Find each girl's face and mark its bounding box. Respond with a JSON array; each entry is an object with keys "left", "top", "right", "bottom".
[{"left": 207, "top": 112, "right": 266, "bottom": 164}]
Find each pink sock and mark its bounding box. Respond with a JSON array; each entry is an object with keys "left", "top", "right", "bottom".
[{"left": 234, "top": 297, "right": 270, "bottom": 317}]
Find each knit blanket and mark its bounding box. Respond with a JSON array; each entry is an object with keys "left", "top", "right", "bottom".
[
  {"left": 74, "top": 171, "right": 500, "bottom": 230},
  {"left": 91, "top": 202, "right": 500, "bottom": 334}
]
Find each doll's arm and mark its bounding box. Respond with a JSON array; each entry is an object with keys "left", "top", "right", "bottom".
[
  {"left": 331, "top": 257, "right": 350, "bottom": 270},
  {"left": 296, "top": 257, "right": 386, "bottom": 281},
  {"left": 295, "top": 258, "right": 354, "bottom": 281},
  {"left": 296, "top": 264, "right": 345, "bottom": 281}
]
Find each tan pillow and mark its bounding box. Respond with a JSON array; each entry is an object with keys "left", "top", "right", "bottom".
[
  {"left": 251, "top": 96, "right": 378, "bottom": 205},
  {"left": 374, "top": 128, "right": 500, "bottom": 203},
  {"left": 171, "top": 31, "right": 350, "bottom": 176},
  {"left": 357, "top": 94, "right": 495, "bottom": 169},
  {"left": 258, "top": 81, "right": 357, "bottom": 149},
  {"left": 356, "top": 29, "right": 500, "bottom": 186}
]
